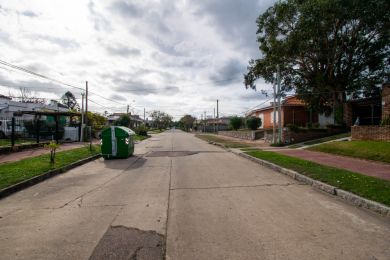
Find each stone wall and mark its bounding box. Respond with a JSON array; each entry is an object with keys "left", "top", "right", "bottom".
[
  {"left": 218, "top": 130, "right": 264, "bottom": 140},
  {"left": 351, "top": 126, "right": 390, "bottom": 141}
]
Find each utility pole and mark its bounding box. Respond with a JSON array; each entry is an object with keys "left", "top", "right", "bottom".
[
  {"left": 81, "top": 92, "right": 85, "bottom": 142},
  {"left": 143, "top": 108, "right": 146, "bottom": 122},
  {"left": 273, "top": 80, "right": 277, "bottom": 144},
  {"left": 127, "top": 105, "right": 129, "bottom": 114},
  {"left": 213, "top": 107, "right": 216, "bottom": 132},
  {"left": 201, "top": 114, "right": 203, "bottom": 132},
  {"left": 277, "top": 65, "right": 282, "bottom": 143},
  {"left": 85, "top": 81, "right": 88, "bottom": 126},
  {"left": 216, "top": 99, "right": 219, "bottom": 132},
  {"left": 204, "top": 111, "right": 207, "bottom": 132}
]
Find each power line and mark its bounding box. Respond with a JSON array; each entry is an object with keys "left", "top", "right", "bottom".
[{"left": 0, "top": 59, "right": 84, "bottom": 91}]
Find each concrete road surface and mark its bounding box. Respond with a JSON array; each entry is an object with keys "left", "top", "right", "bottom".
[{"left": 0, "top": 130, "right": 389, "bottom": 260}]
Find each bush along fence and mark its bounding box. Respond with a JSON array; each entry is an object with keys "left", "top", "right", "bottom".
[{"left": 0, "top": 115, "right": 85, "bottom": 153}]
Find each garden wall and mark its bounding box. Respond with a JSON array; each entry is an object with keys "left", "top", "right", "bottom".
[
  {"left": 218, "top": 130, "right": 264, "bottom": 140},
  {"left": 351, "top": 126, "right": 390, "bottom": 141},
  {"left": 283, "top": 128, "right": 345, "bottom": 144}
]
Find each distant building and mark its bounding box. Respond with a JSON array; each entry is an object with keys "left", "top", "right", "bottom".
[
  {"left": 107, "top": 112, "right": 144, "bottom": 128},
  {"left": 247, "top": 96, "right": 333, "bottom": 128}
]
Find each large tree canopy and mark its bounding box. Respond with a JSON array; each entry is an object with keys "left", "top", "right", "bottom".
[
  {"left": 245, "top": 0, "right": 390, "bottom": 114},
  {"left": 179, "top": 115, "right": 196, "bottom": 131},
  {"left": 150, "top": 110, "right": 173, "bottom": 130},
  {"left": 61, "top": 91, "right": 79, "bottom": 110}
]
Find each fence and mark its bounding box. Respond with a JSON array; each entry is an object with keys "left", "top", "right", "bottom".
[{"left": 0, "top": 116, "right": 83, "bottom": 149}]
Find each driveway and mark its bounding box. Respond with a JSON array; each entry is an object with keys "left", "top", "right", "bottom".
[{"left": 0, "top": 130, "right": 389, "bottom": 259}]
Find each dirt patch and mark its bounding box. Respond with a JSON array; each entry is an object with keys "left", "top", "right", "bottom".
[{"left": 89, "top": 226, "right": 164, "bottom": 260}]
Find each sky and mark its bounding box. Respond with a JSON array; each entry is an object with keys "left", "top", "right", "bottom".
[{"left": 0, "top": 0, "right": 276, "bottom": 120}]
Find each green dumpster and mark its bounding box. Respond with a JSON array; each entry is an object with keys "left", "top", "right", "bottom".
[{"left": 100, "top": 126, "right": 135, "bottom": 159}]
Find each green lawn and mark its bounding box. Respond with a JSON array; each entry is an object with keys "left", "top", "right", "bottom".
[
  {"left": 0, "top": 145, "right": 101, "bottom": 190},
  {"left": 246, "top": 150, "right": 390, "bottom": 206},
  {"left": 195, "top": 134, "right": 252, "bottom": 148},
  {"left": 148, "top": 129, "right": 166, "bottom": 134},
  {"left": 0, "top": 139, "right": 35, "bottom": 147},
  {"left": 134, "top": 135, "right": 149, "bottom": 141},
  {"left": 308, "top": 140, "right": 390, "bottom": 163}
]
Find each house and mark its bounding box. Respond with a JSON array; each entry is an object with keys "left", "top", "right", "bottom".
[
  {"left": 247, "top": 96, "right": 333, "bottom": 129},
  {"left": 0, "top": 95, "right": 69, "bottom": 120},
  {"left": 107, "top": 113, "right": 144, "bottom": 129}
]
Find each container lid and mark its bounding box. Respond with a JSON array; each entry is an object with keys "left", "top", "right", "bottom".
[{"left": 100, "top": 126, "right": 135, "bottom": 137}]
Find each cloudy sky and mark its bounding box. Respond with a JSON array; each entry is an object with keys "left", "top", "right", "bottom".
[{"left": 0, "top": 0, "right": 276, "bottom": 119}]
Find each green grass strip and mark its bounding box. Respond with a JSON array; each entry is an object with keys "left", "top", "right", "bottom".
[
  {"left": 0, "top": 145, "right": 101, "bottom": 190},
  {"left": 134, "top": 135, "right": 149, "bottom": 141},
  {"left": 246, "top": 150, "right": 390, "bottom": 206},
  {"left": 195, "top": 134, "right": 251, "bottom": 148},
  {"left": 308, "top": 140, "right": 390, "bottom": 164}
]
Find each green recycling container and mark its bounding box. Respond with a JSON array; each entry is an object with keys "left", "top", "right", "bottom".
[{"left": 100, "top": 126, "right": 135, "bottom": 159}]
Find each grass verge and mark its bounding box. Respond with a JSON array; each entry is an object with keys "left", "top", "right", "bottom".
[
  {"left": 0, "top": 145, "right": 101, "bottom": 190},
  {"left": 308, "top": 140, "right": 390, "bottom": 164},
  {"left": 0, "top": 139, "right": 35, "bottom": 147},
  {"left": 134, "top": 134, "right": 149, "bottom": 141},
  {"left": 195, "top": 134, "right": 252, "bottom": 148},
  {"left": 245, "top": 150, "right": 390, "bottom": 206}
]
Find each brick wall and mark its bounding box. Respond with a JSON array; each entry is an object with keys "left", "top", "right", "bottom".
[
  {"left": 218, "top": 130, "right": 264, "bottom": 140},
  {"left": 282, "top": 128, "right": 344, "bottom": 144},
  {"left": 351, "top": 126, "right": 390, "bottom": 141}
]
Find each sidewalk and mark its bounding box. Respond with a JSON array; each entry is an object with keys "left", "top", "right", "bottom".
[
  {"left": 263, "top": 147, "right": 390, "bottom": 181},
  {"left": 0, "top": 142, "right": 91, "bottom": 164}
]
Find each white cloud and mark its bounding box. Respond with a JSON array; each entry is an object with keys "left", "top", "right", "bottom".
[{"left": 0, "top": 0, "right": 276, "bottom": 119}]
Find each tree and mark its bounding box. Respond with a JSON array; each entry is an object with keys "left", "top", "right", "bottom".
[
  {"left": 246, "top": 116, "right": 262, "bottom": 130},
  {"left": 230, "top": 116, "right": 243, "bottom": 130},
  {"left": 61, "top": 91, "right": 79, "bottom": 110},
  {"left": 180, "top": 115, "right": 196, "bottom": 131},
  {"left": 244, "top": 0, "right": 390, "bottom": 118},
  {"left": 87, "top": 111, "right": 107, "bottom": 136},
  {"left": 115, "top": 114, "right": 131, "bottom": 127},
  {"left": 150, "top": 110, "right": 173, "bottom": 130}
]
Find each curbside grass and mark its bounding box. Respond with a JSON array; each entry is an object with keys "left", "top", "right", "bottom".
[{"left": 0, "top": 145, "right": 101, "bottom": 191}]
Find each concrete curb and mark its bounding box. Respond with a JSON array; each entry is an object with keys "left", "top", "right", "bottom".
[
  {"left": 206, "top": 141, "right": 390, "bottom": 217},
  {"left": 0, "top": 154, "right": 102, "bottom": 200}
]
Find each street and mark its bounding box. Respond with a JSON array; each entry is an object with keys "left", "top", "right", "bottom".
[{"left": 0, "top": 130, "right": 389, "bottom": 260}]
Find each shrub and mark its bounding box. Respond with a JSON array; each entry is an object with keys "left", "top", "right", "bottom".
[
  {"left": 44, "top": 141, "right": 60, "bottom": 164},
  {"left": 246, "top": 117, "right": 262, "bottom": 130},
  {"left": 381, "top": 115, "right": 390, "bottom": 126},
  {"left": 135, "top": 125, "right": 148, "bottom": 136},
  {"left": 230, "top": 117, "right": 243, "bottom": 130},
  {"left": 287, "top": 124, "right": 307, "bottom": 133}
]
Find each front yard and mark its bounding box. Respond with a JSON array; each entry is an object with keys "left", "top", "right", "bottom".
[
  {"left": 0, "top": 145, "right": 101, "bottom": 190},
  {"left": 245, "top": 149, "right": 390, "bottom": 206},
  {"left": 308, "top": 140, "right": 390, "bottom": 164}
]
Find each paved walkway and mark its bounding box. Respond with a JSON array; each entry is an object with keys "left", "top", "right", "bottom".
[
  {"left": 0, "top": 142, "right": 92, "bottom": 164},
  {"left": 264, "top": 148, "right": 390, "bottom": 181}
]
